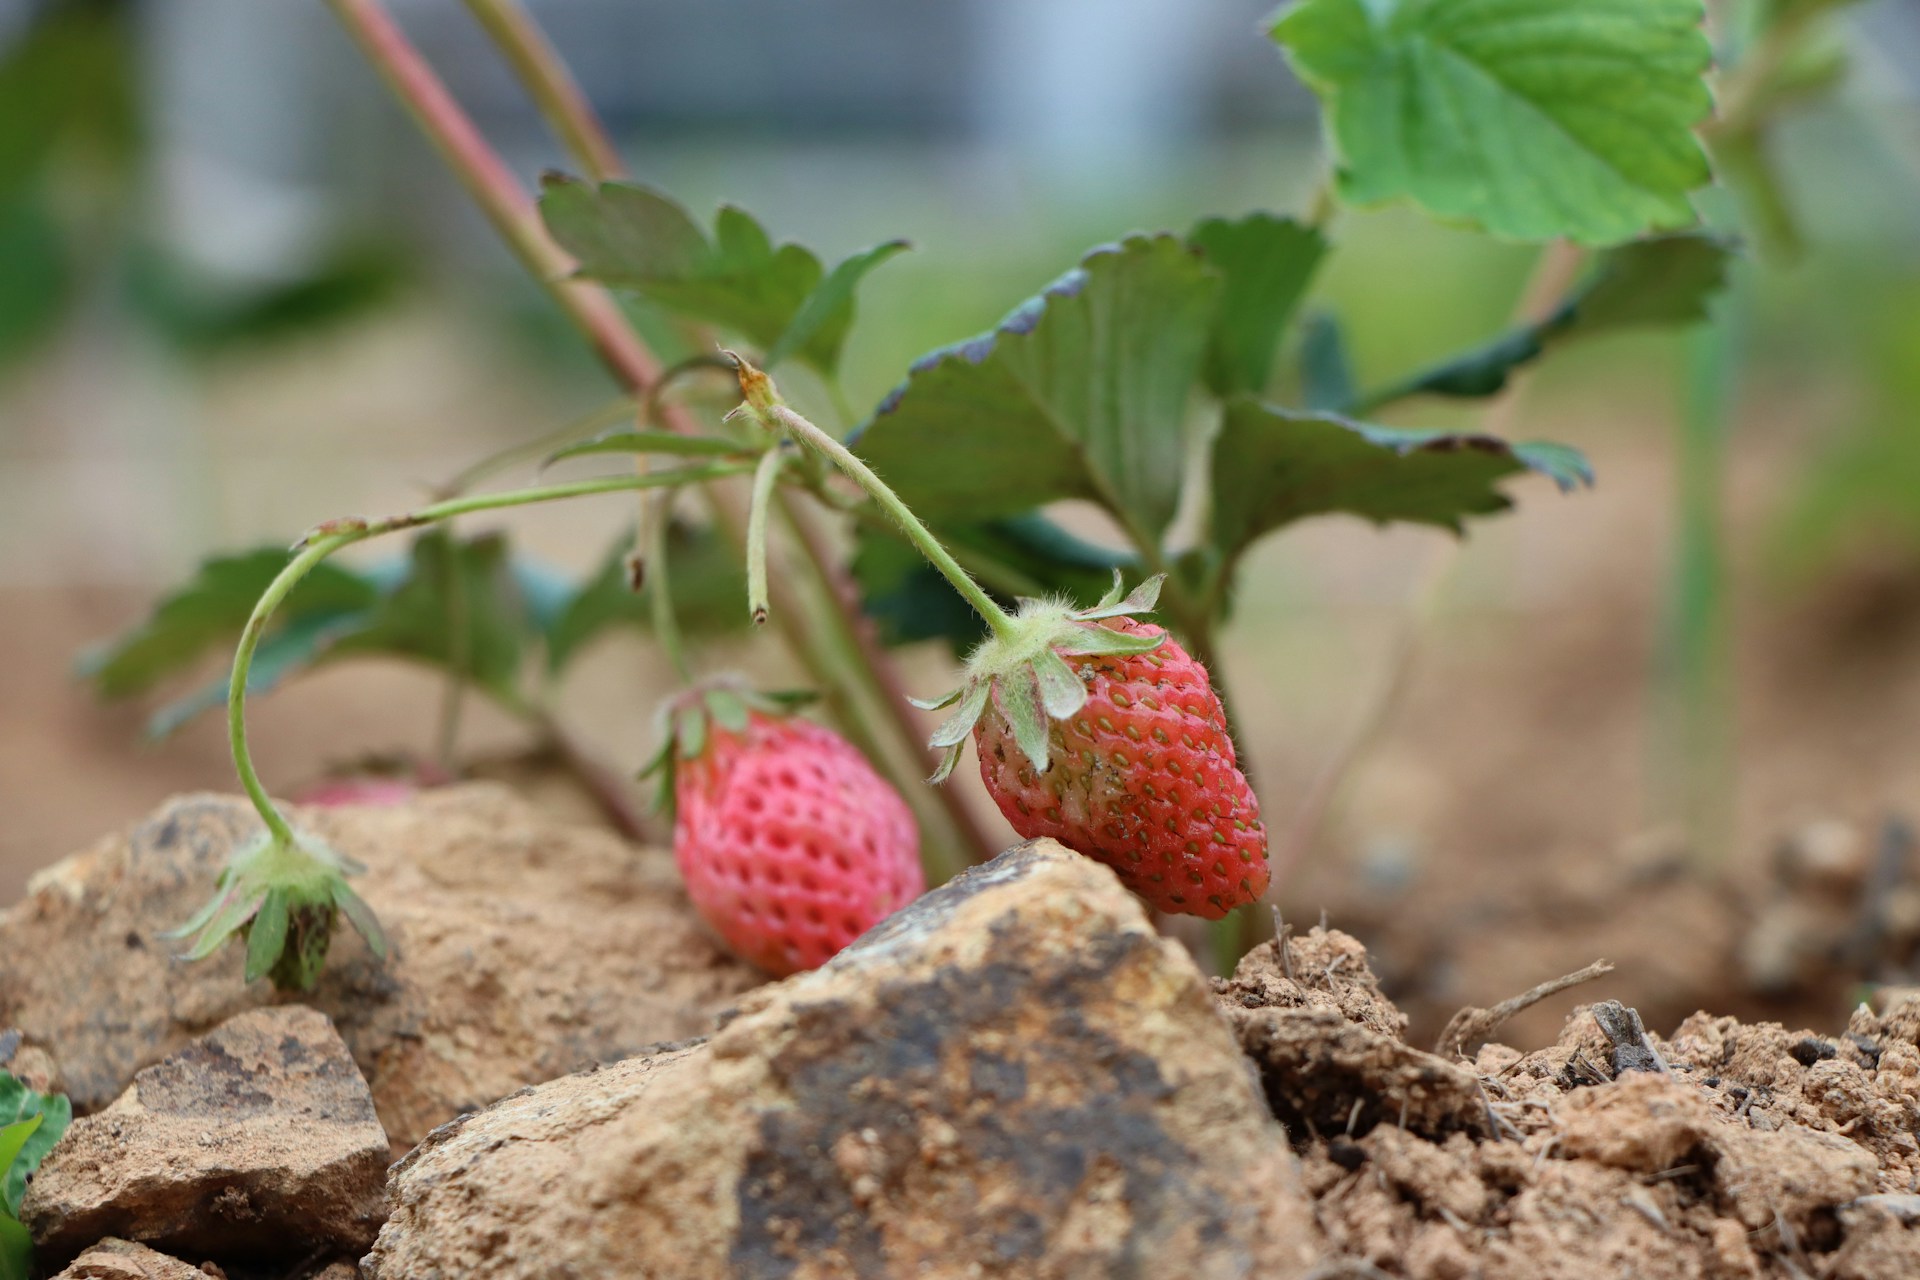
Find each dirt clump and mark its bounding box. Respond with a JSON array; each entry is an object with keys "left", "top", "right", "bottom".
[
  {"left": 0, "top": 785, "right": 762, "bottom": 1146},
  {"left": 1218, "top": 932, "right": 1920, "bottom": 1279}
]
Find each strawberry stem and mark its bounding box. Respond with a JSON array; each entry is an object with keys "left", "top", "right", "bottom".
[
  {"left": 729, "top": 355, "right": 1018, "bottom": 642},
  {"left": 227, "top": 464, "right": 750, "bottom": 842},
  {"left": 745, "top": 448, "right": 785, "bottom": 626}
]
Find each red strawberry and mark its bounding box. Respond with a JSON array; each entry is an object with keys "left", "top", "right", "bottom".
[
  {"left": 920, "top": 575, "right": 1269, "bottom": 918},
  {"left": 668, "top": 700, "right": 923, "bottom": 976},
  {"left": 974, "top": 617, "right": 1266, "bottom": 917}
]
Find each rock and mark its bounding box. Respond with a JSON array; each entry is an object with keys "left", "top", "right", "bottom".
[
  {"left": 48, "top": 1238, "right": 211, "bottom": 1279},
  {"left": 0, "top": 786, "right": 762, "bottom": 1145},
  {"left": 0, "top": 1026, "right": 62, "bottom": 1095},
  {"left": 23, "top": 1006, "right": 389, "bottom": 1265},
  {"left": 365, "top": 839, "right": 1321, "bottom": 1279}
]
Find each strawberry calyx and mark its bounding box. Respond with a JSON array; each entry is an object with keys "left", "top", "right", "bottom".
[
  {"left": 914, "top": 572, "right": 1167, "bottom": 783},
  {"left": 638, "top": 677, "right": 818, "bottom": 816},
  {"left": 165, "top": 827, "right": 387, "bottom": 991}
]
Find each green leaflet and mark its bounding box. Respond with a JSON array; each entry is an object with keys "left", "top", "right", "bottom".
[
  {"left": 855, "top": 235, "right": 1219, "bottom": 541},
  {"left": 538, "top": 176, "right": 902, "bottom": 374},
  {"left": 1273, "top": 0, "right": 1715, "bottom": 245},
  {"left": 1209, "top": 399, "right": 1592, "bottom": 567},
  {"left": 1351, "top": 233, "right": 1734, "bottom": 410}
]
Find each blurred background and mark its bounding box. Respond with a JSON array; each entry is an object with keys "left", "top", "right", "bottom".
[{"left": 3, "top": 0, "right": 1919, "bottom": 1041}]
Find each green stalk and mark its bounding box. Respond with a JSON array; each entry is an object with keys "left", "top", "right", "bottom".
[
  {"left": 745, "top": 449, "right": 784, "bottom": 626},
  {"left": 749, "top": 395, "right": 1016, "bottom": 641},
  {"left": 1656, "top": 303, "right": 1741, "bottom": 862},
  {"left": 226, "top": 464, "right": 751, "bottom": 838},
  {"left": 642, "top": 493, "right": 693, "bottom": 682},
  {"left": 229, "top": 537, "right": 354, "bottom": 845},
  {"left": 460, "top": 0, "right": 626, "bottom": 182}
]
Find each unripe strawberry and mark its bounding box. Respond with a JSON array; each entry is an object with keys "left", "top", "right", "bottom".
[
  {"left": 919, "top": 574, "right": 1269, "bottom": 918},
  {"left": 664, "top": 694, "right": 923, "bottom": 976}
]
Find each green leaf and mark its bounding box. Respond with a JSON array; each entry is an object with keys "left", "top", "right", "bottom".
[
  {"left": 1356, "top": 232, "right": 1733, "bottom": 408},
  {"left": 852, "top": 512, "right": 1130, "bottom": 655},
  {"left": 1188, "top": 213, "right": 1327, "bottom": 396},
  {"left": 78, "top": 549, "right": 379, "bottom": 699},
  {"left": 0, "top": 1212, "right": 29, "bottom": 1280},
  {"left": 0, "top": 1071, "right": 71, "bottom": 1217},
  {"left": 1298, "top": 311, "right": 1356, "bottom": 412},
  {"left": 540, "top": 176, "right": 883, "bottom": 374},
  {"left": 1209, "top": 398, "right": 1591, "bottom": 564},
  {"left": 764, "top": 239, "right": 911, "bottom": 371},
  {"left": 1572, "top": 232, "right": 1733, "bottom": 330},
  {"left": 0, "top": 1121, "right": 39, "bottom": 1204},
  {"left": 538, "top": 175, "right": 707, "bottom": 281},
  {"left": 0, "top": 193, "right": 69, "bottom": 371},
  {"left": 1272, "top": 0, "right": 1715, "bottom": 245},
  {"left": 545, "top": 429, "right": 748, "bottom": 467},
  {"left": 333, "top": 531, "right": 531, "bottom": 705},
  {"left": 855, "top": 235, "right": 1220, "bottom": 538}
]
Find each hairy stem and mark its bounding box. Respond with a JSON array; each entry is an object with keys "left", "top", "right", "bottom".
[
  {"left": 746, "top": 389, "right": 1015, "bottom": 640},
  {"left": 460, "top": 0, "right": 626, "bottom": 182}
]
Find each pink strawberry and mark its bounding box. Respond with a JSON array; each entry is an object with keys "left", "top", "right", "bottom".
[
  {"left": 921, "top": 575, "right": 1268, "bottom": 919},
  {"left": 664, "top": 694, "right": 924, "bottom": 976}
]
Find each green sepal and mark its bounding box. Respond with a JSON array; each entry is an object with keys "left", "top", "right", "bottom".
[
  {"left": 183, "top": 887, "right": 265, "bottom": 961},
  {"left": 674, "top": 704, "right": 708, "bottom": 762},
  {"left": 1054, "top": 626, "right": 1167, "bottom": 658},
  {"left": 1088, "top": 570, "right": 1128, "bottom": 613},
  {"left": 1072, "top": 573, "right": 1164, "bottom": 621},
  {"left": 172, "top": 828, "right": 375, "bottom": 991},
  {"left": 929, "top": 681, "right": 991, "bottom": 749},
  {"left": 991, "top": 669, "right": 1051, "bottom": 775},
  {"left": 703, "top": 688, "right": 751, "bottom": 735},
  {"left": 928, "top": 742, "right": 965, "bottom": 785},
  {"left": 1032, "top": 648, "right": 1088, "bottom": 720},
  {"left": 907, "top": 688, "right": 965, "bottom": 712},
  {"left": 244, "top": 887, "right": 291, "bottom": 983},
  {"left": 331, "top": 882, "right": 389, "bottom": 959},
  {"left": 161, "top": 878, "right": 235, "bottom": 940}
]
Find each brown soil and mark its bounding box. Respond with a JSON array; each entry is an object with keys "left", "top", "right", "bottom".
[{"left": 1218, "top": 928, "right": 1920, "bottom": 1280}]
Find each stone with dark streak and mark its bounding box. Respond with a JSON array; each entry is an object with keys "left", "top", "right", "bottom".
[
  {"left": 23, "top": 1006, "right": 389, "bottom": 1266},
  {"left": 364, "top": 839, "right": 1321, "bottom": 1279}
]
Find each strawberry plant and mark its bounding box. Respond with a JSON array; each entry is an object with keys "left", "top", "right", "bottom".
[{"left": 87, "top": 0, "right": 1738, "bottom": 986}]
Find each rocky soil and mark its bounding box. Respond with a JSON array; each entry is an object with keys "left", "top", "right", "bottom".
[{"left": 2, "top": 787, "right": 1917, "bottom": 1277}]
